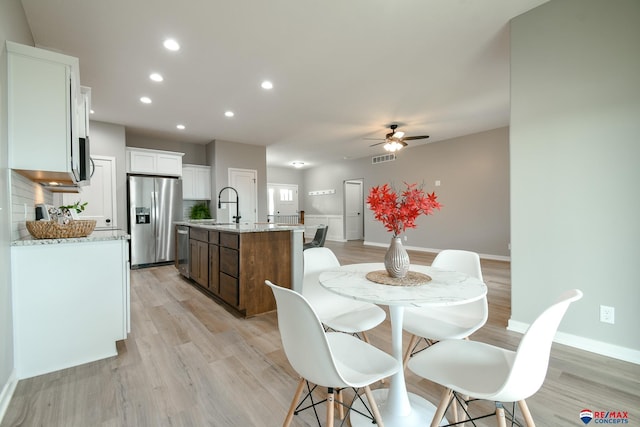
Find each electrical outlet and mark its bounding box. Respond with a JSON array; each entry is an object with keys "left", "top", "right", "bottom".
[
  {"left": 600, "top": 305, "right": 615, "bottom": 324},
  {"left": 404, "top": 235, "right": 408, "bottom": 242}
]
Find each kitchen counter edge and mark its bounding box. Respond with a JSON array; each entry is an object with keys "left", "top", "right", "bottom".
[{"left": 12, "top": 229, "right": 131, "bottom": 246}]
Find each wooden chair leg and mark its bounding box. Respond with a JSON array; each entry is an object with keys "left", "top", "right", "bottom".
[
  {"left": 336, "top": 388, "right": 345, "bottom": 420},
  {"left": 361, "top": 331, "right": 370, "bottom": 343},
  {"left": 518, "top": 400, "right": 536, "bottom": 427},
  {"left": 451, "top": 394, "right": 459, "bottom": 424},
  {"left": 326, "top": 388, "right": 335, "bottom": 427},
  {"left": 403, "top": 334, "right": 419, "bottom": 370},
  {"left": 430, "top": 388, "right": 453, "bottom": 427},
  {"left": 495, "top": 404, "right": 507, "bottom": 427},
  {"left": 283, "top": 378, "right": 306, "bottom": 427},
  {"left": 457, "top": 394, "right": 469, "bottom": 427},
  {"left": 364, "top": 386, "right": 384, "bottom": 427}
]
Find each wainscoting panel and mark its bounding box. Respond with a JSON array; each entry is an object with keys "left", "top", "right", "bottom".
[{"left": 304, "top": 215, "right": 344, "bottom": 242}]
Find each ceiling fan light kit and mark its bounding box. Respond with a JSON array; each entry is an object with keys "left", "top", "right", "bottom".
[{"left": 383, "top": 140, "right": 404, "bottom": 152}]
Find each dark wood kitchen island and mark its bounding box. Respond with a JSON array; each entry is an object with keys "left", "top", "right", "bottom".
[{"left": 175, "top": 222, "right": 304, "bottom": 317}]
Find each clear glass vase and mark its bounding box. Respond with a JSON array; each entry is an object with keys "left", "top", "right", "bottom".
[{"left": 384, "top": 236, "right": 410, "bottom": 278}]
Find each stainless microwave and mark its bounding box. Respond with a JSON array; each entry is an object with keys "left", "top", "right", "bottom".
[{"left": 75, "top": 136, "right": 92, "bottom": 186}]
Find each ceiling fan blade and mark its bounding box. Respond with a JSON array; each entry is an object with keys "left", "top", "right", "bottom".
[
  {"left": 369, "top": 141, "right": 385, "bottom": 147},
  {"left": 403, "top": 135, "right": 430, "bottom": 141}
]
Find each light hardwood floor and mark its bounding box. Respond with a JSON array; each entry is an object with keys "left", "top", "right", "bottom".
[{"left": 2, "top": 241, "right": 638, "bottom": 426}]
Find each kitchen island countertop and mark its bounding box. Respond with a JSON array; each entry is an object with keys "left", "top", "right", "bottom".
[
  {"left": 12, "top": 228, "right": 130, "bottom": 246},
  {"left": 174, "top": 221, "right": 304, "bottom": 233}
]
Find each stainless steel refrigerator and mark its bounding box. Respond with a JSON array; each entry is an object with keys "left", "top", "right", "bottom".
[{"left": 128, "top": 175, "right": 183, "bottom": 267}]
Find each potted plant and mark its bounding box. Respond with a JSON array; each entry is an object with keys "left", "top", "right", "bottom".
[
  {"left": 367, "top": 182, "right": 441, "bottom": 278},
  {"left": 190, "top": 202, "right": 212, "bottom": 220}
]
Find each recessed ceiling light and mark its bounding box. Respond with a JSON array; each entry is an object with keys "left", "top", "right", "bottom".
[
  {"left": 90, "top": 109, "right": 95, "bottom": 114},
  {"left": 163, "top": 39, "right": 180, "bottom": 51},
  {"left": 224, "top": 111, "right": 235, "bottom": 118},
  {"left": 176, "top": 124, "right": 185, "bottom": 130},
  {"left": 140, "top": 96, "right": 152, "bottom": 104},
  {"left": 150, "top": 73, "right": 163, "bottom": 82},
  {"left": 292, "top": 161, "right": 304, "bottom": 168},
  {"left": 261, "top": 80, "right": 273, "bottom": 90}
]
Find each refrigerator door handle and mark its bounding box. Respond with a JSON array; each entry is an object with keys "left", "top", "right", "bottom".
[{"left": 150, "top": 191, "right": 157, "bottom": 242}]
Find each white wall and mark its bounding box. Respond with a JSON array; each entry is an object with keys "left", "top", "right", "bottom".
[
  {"left": 0, "top": 0, "right": 36, "bottom": 418},
  {"left": 510, "top": 0, "right": 640, "bottom": 361}
]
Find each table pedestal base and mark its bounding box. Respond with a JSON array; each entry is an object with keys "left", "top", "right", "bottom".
[{"left": 349, "top": 389, "right": 447, "bottom": 427}]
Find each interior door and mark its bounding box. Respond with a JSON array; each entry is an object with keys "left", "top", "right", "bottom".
[
  {"left": 345, "top": 179, "right": 364, "bottom": 240},
  {"left": 228, "top": 168, "right": 257, "bottom": 224},
  {"left": 63, "top": 155, "right": 117, "bottom": 229}
]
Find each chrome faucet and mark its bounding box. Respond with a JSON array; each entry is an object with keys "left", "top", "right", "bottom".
[{"left": 218, "top": 186, "right": 241, "bottom": 224}]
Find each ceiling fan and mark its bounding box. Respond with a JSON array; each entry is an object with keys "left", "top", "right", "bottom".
[{"left": 368, "top": 124, "right": 429, "bottom": 152}]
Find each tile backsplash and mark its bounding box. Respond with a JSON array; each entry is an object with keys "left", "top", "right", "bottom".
[{"left": 11, "top": 171, "right": 52, "bottom": 241}]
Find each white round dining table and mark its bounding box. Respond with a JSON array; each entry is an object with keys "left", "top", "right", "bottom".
[{"left": 318, "top": 262, "right": 487, "bottom": 427}]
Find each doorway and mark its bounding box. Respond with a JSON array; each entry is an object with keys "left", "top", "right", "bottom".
[
  {"left": 228, "top": 168, "right": 257, "bottom": 224},
  {"left": 344, "top": 179, "right": 364, "bottom": 240},
  {"left": 63, "top": 155, "right": 117, "bottom": 229}
]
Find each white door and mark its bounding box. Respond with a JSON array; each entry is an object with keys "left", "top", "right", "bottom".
[
  {"left": 268, "top": 183, "right": 298, "bottom": 216},
  {"left": 345, "top": 179, "right": 364, "bottom": 240},
  {"left": 64, "top": 156, "right": 117, "bottom": 229},
  {"left": 228, "top": 168, "right": 257, "bottom": 224}
]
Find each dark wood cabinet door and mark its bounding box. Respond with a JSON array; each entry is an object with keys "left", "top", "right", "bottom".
[
  {"left": 209, "top": 243, "right": 219, "bottom": 294},
  {"left": 219, "top": 272, "right": 239, "bottom": 307},
  {"left": 195, "top": 241, "right": 208, "bottom": 287}
]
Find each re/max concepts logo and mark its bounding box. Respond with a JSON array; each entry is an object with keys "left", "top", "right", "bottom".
[{"left": 580, "top": 409, "right": 629, "bottom": 424}]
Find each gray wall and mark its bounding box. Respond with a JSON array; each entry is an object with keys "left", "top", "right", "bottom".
[
  {"left": 0, "top": 0, "right": 35, "bottom": 414},
  {"left": 510, "top": 0, "right": 640, "bottom": 356},
  {"left": 126, "top": 132, "right": 208, "bottom": 165},
  {"left": 303, "top": 127, "right": 510, "bottom": 257},
  {"left": 209, "top": 140, "right": 268, "bottom": 222},
  {"left": 90, "top": 121, "right": 127, "bottom": 230}
]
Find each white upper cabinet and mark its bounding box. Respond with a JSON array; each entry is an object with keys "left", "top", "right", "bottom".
[
  {"left": 182, "top": 164, "right": 211, "bottom": 200},
  {"left": 7, "top": 41, "right": 82, "bottom": 185},
  {"left": 126, "top": 147, "right": 184, "bottom": 177}
]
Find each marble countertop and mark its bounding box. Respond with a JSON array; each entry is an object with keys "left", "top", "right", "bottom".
[
  {"left": 175, "top": 220, "right": 304, "bottom": 233},
  {"left": 319, "top": 262, "right": 487, "bottom": 307},
  {"left": 12, "top": 228, "right": 130, "bottom": 246}
]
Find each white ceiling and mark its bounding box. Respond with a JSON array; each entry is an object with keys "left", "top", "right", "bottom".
[{"left": 20, "top": 0, "right": 547, "bottom": 169}]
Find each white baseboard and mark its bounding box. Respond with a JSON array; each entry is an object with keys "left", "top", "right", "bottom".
[
  {"left": 508, "top": 319, "right": 640, "bottom": 365},
  {"left": 362, "top": 241, "right": 511, "bottom": 262},
  {"left": 0, "top": 369, "right": 18, "bottom": 424}
]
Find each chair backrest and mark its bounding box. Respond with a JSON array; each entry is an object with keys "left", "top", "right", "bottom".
[
  {"left": 265, "top": 280, "right": 347, "bottom": 387},
  {"left": 308, "top": 224, "right": 328, "bottom": 245},
  {"left": 301, "top": 247, "right": 343, "bottom": 313},
  {"left": 431, "top": 249, "right": 487, "bottom": 325},
  {"left": 303, "top": 247, "right": 340, "bottom": 277},
  {"left": 432, "top": 249, "right": 483, "bottom": 281},
  {"left": 496, "top": 289, "right": 583, "bottom": 402}
]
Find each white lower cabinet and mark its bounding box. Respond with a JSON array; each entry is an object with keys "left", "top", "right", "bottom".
[{"left": 11, "top": 238, "right": 130, "bottom": 379}]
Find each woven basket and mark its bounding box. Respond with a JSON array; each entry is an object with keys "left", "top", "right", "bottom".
[{"left": 26, "top": 220, "right": 97, "bottom": 239}]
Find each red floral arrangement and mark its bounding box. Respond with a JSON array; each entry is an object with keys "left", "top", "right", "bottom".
[{"left": 367, "top": 182, "right": 441, "bottom": 237}]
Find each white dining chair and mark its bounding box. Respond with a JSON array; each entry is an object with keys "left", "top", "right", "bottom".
[
  {"left": 265, "top": 280, "right": 399, "bottom": 427},
  {"left": 302, "top": 247, "right": 386, "bottom": 343},
  {"left": 402, "top": 249, "right": 488, "bottom": 366},
  {"left": 408, "top": 289, "right": 583, "bottom": 427}
]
